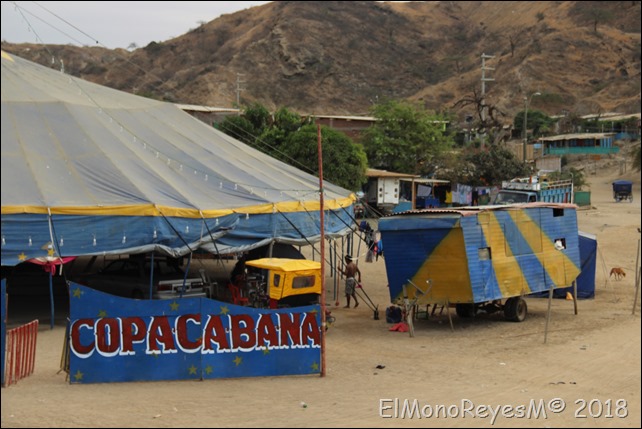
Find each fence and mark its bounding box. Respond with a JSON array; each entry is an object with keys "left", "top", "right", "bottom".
[{"left": 3, "top": 319, "right": 39, "bottom": 386}]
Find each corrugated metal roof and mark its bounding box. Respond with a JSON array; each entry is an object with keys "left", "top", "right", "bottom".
[
  {"left": 595, "top": 113, "right": 641, "bottom": 122},
  {"left": 175, "top": 104, "right": 240, "bottom": 113},
  {"left": 384, "top": 202, "right": 578, "bottom": 217},
  {"left": 366, "top": 168, "right": 419, "bottom": 179},
  {"left": 538, "top": 133, "right": 615, "bottom": 142}
]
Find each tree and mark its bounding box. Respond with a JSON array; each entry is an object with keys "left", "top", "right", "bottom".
[
  {"left": 217, "top": 115, "right": 256, "bottom": 145},
  {"left": 283, "top": 125, "right": 367, "bottom": 191},
  {"left": 218, "top": 103, "right": 366, "bottom": 191},
  {"left": 217, "top": 103, "right": 273, "bottom": 147},
  {"left": 361, "top": 100, "right": 454, "bottom": 175},
  {"left": 514, "top": 109, "right": 553, "bottom": 138},
  {"left": 447, "top": 145, "right": 530, "bottom": 186},
  {"left": 243, "top": 103, "right": 271, "bottom": 133},
  {"left": 581, "top": 7, "right": 614, "bottom": 33},
  {"left": 547, "top": 168, "right": 587, "bottom": 190},
  {"left": 454, "top": 89, "right": 506, "bottom": 142}
]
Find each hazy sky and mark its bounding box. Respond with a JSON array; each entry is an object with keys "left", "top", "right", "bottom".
[{"left": 1, "top": 1, "right": 271, "bottom": 49}]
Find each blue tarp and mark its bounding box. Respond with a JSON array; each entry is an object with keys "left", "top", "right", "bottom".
[{"left": 554, "top": 231, "right": 597, "bottom": 299}]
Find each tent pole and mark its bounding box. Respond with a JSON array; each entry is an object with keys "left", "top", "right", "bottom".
[
  {"left": 149, "top": 252, "right": 155, "bottom": 300},
  {"left": 544, "top": 283, "right": 554, "bottom": 343},
  {"left": 318, "top": 125, "right": 327, "bottom": 377},
  {"left": 572, "top": 280, "right": 578, "bottom": 315},
  {"left": 49, "top": 271, "right": 55, "bottom": 330},
  {"left": 633, "top": 237, "right": 641, "bottom": 316}
]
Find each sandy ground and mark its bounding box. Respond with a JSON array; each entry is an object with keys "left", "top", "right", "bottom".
[{"left": 1, "top": 155, "right": 641, "bottom": 428}]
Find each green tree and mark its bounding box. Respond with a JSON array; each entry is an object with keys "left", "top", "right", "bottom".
[
  {"left": 243, "top": 103, "right": 272, "bottom": 132},
  {"left": 362, "top": 100, "right": 454, "bottom": 175},
  {"left": 217, "top": 103, "right": 272, "bottom": 146},
  {"left": 283, "top": 125, "right": 367, "bottom": 191},
  {"left": 450, "top": 145, "right": 530, "bottom": 186},
  {"left": 579, "top": 6, "right": 614, "bottom": 33},
  {"left": 514, "top": 109, "right": 553, "bottom": 138},
  {"left": 217, "top": 115, "right": 256, "bottom": 145},
  {"left": 547, "top": 168, "right": 587, "bottom": 190},
  {"left": 218, "top": 103, "right": 366, "bottom": 191}
]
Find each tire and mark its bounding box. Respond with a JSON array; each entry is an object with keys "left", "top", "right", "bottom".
[
  {"left": 455, "top": 303, "right": 476, "bottom": 318},
  {"left": 504, "top": 297, "right": 527, "bottom": 322}
]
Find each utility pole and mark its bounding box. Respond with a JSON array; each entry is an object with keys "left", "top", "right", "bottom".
[
  {"left": 480, "top": 53, "right": 495, "bottom": 124},
  {"left": 235, "top": 73, "right": 245, "bottom": 107},
  {"left": 480, "top": 53, "right": 495, "bottom": 147}
]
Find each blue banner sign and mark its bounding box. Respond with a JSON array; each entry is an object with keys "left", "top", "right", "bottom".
[{"left": 68, "top": 283, "right": 321, "bottom": 383}]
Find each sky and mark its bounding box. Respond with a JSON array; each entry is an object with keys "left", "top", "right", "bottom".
[{"left": 1, "top": 1, "right": 271, "bottom": 49}]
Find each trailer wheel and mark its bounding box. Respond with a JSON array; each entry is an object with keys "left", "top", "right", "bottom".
[
  {"left": 504, "top": 297, "right": 527, "bottom": 322},
  {"left": 455, "top": 303, "right": 475, "bottom": 318}
]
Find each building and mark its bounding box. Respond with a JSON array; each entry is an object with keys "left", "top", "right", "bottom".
[{"left": 538, "top": 133, "right": 619, "bottom": 156}]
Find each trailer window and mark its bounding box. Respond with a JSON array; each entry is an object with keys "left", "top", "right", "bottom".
[
  {"left": 478, "top": 247, "right": 492, "bottom": 260},
  {"left": 273, "top": 274, "right": 281, "bottom": 288},
  {"left": 553, "top": 208, "right": 564, "bottom": 217},
  {"left": 554, "top": 238, "right": 566, "bottom": 250},
  {"left": 292, "top": 275, "right": 315, "bottom": 289}
]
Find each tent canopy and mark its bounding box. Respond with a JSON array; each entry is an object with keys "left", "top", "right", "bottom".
[{"left": 1, "top": 51, "right": 355, "bottom": 266}]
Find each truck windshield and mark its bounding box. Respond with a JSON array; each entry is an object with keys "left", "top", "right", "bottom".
[{"left": 494, "top": 191, "right": 530, "bottom": 204}]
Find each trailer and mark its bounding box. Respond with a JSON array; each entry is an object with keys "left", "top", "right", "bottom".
[{"left": 379, "top": 203, "right": 581, "bottom": 322}]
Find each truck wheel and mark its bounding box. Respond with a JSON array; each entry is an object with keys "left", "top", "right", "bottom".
[
  {"left": 455, "top": 303, "right": 475, "bottom": 318},
  {"left": 504, "top": 297, "right": 527, "bottom": 322}
]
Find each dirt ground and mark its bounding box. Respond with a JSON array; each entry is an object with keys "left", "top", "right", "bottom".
[{"left": 1, "top": 154, "right": 641, "bottom": 428}]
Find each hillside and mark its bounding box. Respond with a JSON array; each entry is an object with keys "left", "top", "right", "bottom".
[{"left": 2, "top": 1, "right": 640, "bottom": 121}]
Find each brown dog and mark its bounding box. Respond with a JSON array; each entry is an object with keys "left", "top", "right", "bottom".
[{"left": 610, "top": 267, "right": 626, "bottom": 280}]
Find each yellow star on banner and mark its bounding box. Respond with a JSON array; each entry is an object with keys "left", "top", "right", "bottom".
[
  {"left": 262, "top": 348, "right": 270, "bottom": 355},
  {"left": 47, "top": 248, "right": 55, "bottom": 257},
  {"left": 74, "top": 370, "right": 84, "bottom": 381},
  {"left": 204, "top": 365, "right": 213, "bottom": 375},
  {"left": 309, "top": 308, "right": 318, "bottom": 314},
  {"left": 169, "top": 301, "right": 180, "bottom": 311},
  {"left": 98, "top": 310, "right": 107, "bottom": 318},
  {"left": 233, "top": 356, "right": 242, "bottom": 366},
  {"left": 310, "top": 362, "right": 319, "bottom": 372},
  {"left": 188, "top": 365, "right": 198, "bottom": 375},
  {"left": 72, "top": 287, "right": 83, "bottom": 298},
  {"left": 220, "top": 305, "right": 230, "bottom": 315},
  {"left": 18, "top": 252, "right": 27, "bottom": 261}
]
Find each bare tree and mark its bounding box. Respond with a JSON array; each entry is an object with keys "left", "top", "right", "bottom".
[{"left": 454, "top": 89, "right": 506, "bottom": 142}]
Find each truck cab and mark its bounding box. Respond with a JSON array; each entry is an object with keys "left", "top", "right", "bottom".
[
  {"left": 493, "top": 190, "right": 537, "bottom": 204},
  {"left": 493, "top": 176, "right": 573, "bottom": 205}
]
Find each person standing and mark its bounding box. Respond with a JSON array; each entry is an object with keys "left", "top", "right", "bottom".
[{"left": 340, "top": 255, "right": 361, "bottom": 308}]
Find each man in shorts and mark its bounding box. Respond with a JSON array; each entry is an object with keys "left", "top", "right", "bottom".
[{"left": 340, "top": 255, "right": 361, "bottom": 308}]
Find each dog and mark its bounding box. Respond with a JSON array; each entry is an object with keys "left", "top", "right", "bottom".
[{"left": 609, "top": 267, "right": 626, "bottom": 280}]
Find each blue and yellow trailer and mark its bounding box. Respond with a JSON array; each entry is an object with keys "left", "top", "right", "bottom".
[{"left": 378, "top": 203, "right": 581, "bottom": 321}]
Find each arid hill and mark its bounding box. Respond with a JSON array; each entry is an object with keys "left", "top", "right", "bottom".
[{"left": 2, "top": 1, "right": 640, "bottom": 121}]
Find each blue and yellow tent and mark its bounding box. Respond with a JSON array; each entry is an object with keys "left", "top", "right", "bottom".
[
  {"left": 379, "top": 203, "right": 582, "bottom": 305},
  {"left": 1, "top": 51, "right": 355, "bottom": 266}
]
